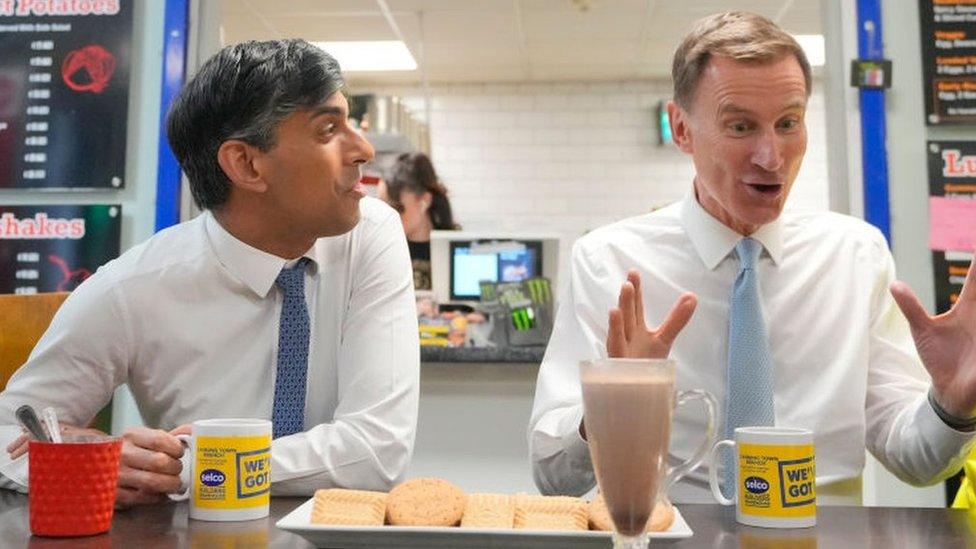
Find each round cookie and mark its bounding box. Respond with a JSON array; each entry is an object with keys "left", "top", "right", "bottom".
[
  {"left": 588, "top": 493, "right": 674, "bottom": 532},
  {"left": 648, "top": 499, "right": 675, "bottom": 532},
  {"left": 587, "top": 493, "right": 614, "bottom": 531},
  {"left": 386, "top": 477, "right": 467, "bottom": 527}
]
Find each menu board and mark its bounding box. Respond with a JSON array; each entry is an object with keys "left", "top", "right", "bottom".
[
  {"left": 927, "top": 141, "right": 975, "bottom": 313},
  {"left": 0, "top": 0, "right": 132, "bottom": 188},
  {"left": 919, "top": 0, "right": 976, "bottom": 124},
  {"left": 0, "top": 204, "right": 120, "bottom": 294}
]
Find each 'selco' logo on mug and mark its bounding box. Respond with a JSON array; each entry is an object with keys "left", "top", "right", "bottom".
[
  {"left": 744, "top": 476, "right": 770, "bottom": 494},
  {"left": 200, "top": 469, "right": 226, "bottom": 487}
]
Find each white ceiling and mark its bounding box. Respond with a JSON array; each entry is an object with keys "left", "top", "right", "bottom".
[{"left": 220, "top": 0, "right": 822, "bottom": 85}]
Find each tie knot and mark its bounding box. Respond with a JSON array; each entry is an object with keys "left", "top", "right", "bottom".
[
  {"left": 735, "top": 238, "right": 762, "bottom": 270},
  {"left": 276, "top": 257, "right": 309, "bottom": 296}
]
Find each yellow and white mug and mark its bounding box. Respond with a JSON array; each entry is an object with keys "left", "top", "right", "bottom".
[
  {"left": 171, "top": 418, "right": 272, "bottom": 521},
  {"left": 708, "top": 427, "right": 816, "bottom": 528}
]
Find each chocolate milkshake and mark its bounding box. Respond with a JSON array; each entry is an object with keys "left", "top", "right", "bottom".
[{"left": 581, "top": 364, "right": 674, "bottom": 537}]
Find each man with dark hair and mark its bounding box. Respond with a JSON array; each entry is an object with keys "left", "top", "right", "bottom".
[
  {"left": 0, "top": 39, "right": 420, "bottom": 507},
  {"left": 531, "top": 12, "right": 976, "bottom": 504}
]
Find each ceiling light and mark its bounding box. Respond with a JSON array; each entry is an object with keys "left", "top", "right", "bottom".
[
  {"left": 312, "top": 41, "right": 417, "bottom": 72},
  {"left": 793, "top": 34, "right": 825, "bottom": 67}
]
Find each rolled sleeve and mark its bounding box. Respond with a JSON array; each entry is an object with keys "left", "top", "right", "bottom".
[
  {"left": 865, "top": 238, "right": 976, "bottom": 485},
  {"left": 530, "top": 240, "right": 610, "bottom": 496},
  {"left": 0, "top": 272, "right": 128, "bottom": 491}
]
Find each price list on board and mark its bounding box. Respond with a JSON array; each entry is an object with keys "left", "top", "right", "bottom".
[
  {"left": 0, "top": 204, "right": 120, "bottom": 294},
  {"left": 919, "top": 0, "right": 976, "bottom": 124},
  {"left": 927, "top": 141, "right": 975, "bottom": 313},
  {"left": 0, "top": 0, "right": 132, "bottom": 188}
]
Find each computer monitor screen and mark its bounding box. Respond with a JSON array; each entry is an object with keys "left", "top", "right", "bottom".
[{"left": 450, "top": 240, "right": 542, "bottom": 300}]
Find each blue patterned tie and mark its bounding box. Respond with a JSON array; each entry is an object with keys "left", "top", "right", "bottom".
[
  {"left": 722, "top": 238, "right": 776, "bottom": 498},
  {"left": 272, "top": 258, "right": 311, "bottom": 439}
]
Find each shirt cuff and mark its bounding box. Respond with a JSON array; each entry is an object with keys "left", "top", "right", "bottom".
[
  {"left": 0, "top": 454, "right": 28, "bottom": 491},
  {"left": 919, "top": 391, "right": 976, "bottom": 450},
  {"left": 928, "top": 388, "right": 976, "bottom": 431},
  {"left": 559, "top": 404, "right": 593, "bottom": 470}
]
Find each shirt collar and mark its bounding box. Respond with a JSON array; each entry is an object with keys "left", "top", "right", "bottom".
[
  {"left": 204, "top": 211, "right": 318, "bottom": 298},
  {"left": 679, "top": 189, "right": 783, "bottom": 270}
]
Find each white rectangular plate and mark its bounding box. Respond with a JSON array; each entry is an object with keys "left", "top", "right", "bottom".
[{"left": 276, "top": 498, "right": 692, "bottom": 548}]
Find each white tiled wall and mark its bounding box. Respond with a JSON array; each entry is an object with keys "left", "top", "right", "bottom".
[{"left": 370, "top": 79, "right": 829, "bottom": 282}]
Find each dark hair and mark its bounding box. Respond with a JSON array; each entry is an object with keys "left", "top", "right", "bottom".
[
  {"left": 166, "top": 39, "right": 345, "bottom": 210},
  {"left": 385, "top": 152, "right": 460, "bottom": 230}
]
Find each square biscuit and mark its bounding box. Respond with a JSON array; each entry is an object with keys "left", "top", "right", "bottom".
[
  {"left": 310, "top": 488, "right": 387, "bottom": 526},
  {"left": 513, "top": 494, "right": 588, "bottom": 531},
  {"left": 460, "top": 493, "right": 515, "bottom": 528}
]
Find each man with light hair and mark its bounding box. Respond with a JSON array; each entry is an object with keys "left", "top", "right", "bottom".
[{"left": 530, "top": 12, "right": 976, "bottom": 504}]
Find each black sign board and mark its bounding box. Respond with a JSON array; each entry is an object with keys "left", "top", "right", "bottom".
[
  {"left": 926, "top": 141, "right": 974, "bottom": 313},
  {"left": 0, "top": 0, "right": 132, "bottom": 188},
  {"left": 0, "top": 204, "right": 120, "bottom": 294},
  {"left": 919, "top": 0, "right": 976, "bottom": 125}
]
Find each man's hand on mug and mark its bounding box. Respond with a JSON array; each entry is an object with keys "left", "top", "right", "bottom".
[
  {"left": 606, "top": 270, "right": 698, "bottom": 359},
  {"left": 115, "top": 427, "right": 186, "bottom": 509}
]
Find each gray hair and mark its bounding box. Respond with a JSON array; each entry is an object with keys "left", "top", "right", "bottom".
[{"left": 672, "top": 12, "right": 812, "bottom": 110}]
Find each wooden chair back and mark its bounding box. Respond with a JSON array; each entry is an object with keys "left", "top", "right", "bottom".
[{"left": 0, "top": 292, "right": 69, "bottom": 389}]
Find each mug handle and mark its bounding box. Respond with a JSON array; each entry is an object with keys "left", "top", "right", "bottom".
[
  {"left": 168, "top": 433, "right": 193, "bottom": 502},
  {"left": 708, "top": 439, "right": 736, "bottom": 506},
  {"left": 664, "top": 389, "right": 718, "bottom": 494}
]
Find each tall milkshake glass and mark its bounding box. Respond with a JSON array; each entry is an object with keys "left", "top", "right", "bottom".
[{"left": 580, "top": 358, "right": 716, "bottom": 548}]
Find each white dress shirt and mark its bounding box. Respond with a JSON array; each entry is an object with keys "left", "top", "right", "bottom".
[
  {"left": 0, "top": 197, "right": 420, "bottom": 495},
  {"left": 530, "top": 192, "right": 976, "bottom": 504}
]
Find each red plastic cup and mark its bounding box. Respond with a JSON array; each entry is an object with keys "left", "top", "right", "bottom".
[{"left": 28, "top": 436, "right": 123, "bottom": 537}]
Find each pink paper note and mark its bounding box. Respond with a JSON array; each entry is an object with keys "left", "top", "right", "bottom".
[{"left": 929, "top": 196, "right": 976, "bottom": 252}]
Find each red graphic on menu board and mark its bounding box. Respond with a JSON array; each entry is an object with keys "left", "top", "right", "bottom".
[
  {"left": 61, "top": 44, "right": 116, "bottom": 93},
  {"left": 48, "top": 254, "right": 91, "bottom": 291},
  {"left": 0, "top": 75, "right": 15, "bottom": 111}
]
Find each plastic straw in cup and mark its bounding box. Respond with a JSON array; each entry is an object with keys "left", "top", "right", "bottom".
[{"left": 42, "top": 407, "right": 62, "bottom": 443}]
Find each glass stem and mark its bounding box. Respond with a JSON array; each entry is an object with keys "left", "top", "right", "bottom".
[{"left": 612, "top": 532, "right": 649, "bottom": 549}]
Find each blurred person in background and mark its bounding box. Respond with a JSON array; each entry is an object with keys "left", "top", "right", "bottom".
[{"left": 378, "top": 152, "right": 460, "bottom": 291}]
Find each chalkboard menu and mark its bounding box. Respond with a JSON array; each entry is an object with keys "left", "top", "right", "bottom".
[
  {"left": 927, "top": 141, "right": 975, "bottom": 313},
  {"left": 0, "top": 204, "right": 120, "bottom": 294},
  {"left": 919, "top": 0, "right": 976, "bottom": 125},
  {"left": 0, "top": 0, "right": 132, "bottom": 188}
]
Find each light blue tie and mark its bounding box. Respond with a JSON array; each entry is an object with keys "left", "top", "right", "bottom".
[
  {"left": 722, "top": 238, "right": 776, "bottom": 498},
  {"left": 272, "top": 258, "right": 311, "bottom": 439}
]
